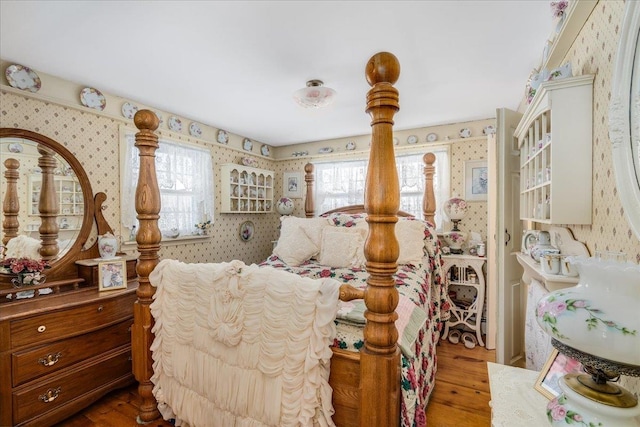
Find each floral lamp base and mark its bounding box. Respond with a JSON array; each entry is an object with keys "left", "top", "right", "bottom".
[
  {"left": 442, "top": 231, "right": 467, "bottom": 254},
  {"left": 547, "top": 375, "right": 640, "bottom": 426}
]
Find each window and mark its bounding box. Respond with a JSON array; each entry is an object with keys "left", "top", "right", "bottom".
[
  {"left": 314, "top": 147, "right": 450, "bottom": 230},
  {"left": 120, "top": 129, "right": 214, "bottom": 240}
]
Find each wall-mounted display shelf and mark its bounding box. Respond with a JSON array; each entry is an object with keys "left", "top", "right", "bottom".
[
  {"left": 28, "top": 175, "right": 83, "bottom": 217},
  {"left": 220, "top": 164, "right": 274, "bottom": 213},
  {"left": 515, "top": 75, "right": 594, "bottom": 225}
]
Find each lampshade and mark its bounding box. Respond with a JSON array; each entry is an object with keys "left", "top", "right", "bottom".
[
  {"left": 443, "top": 197, "right": 468, "bottom": 232},
  {"left": 536, "top": 254, "right": 640, "bottom": 426},
  {"left": 293, "top": 80, "right": 336, "bottom": 109}
]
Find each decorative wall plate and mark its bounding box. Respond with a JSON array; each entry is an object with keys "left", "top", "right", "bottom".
[
  {"left": 346, "top": 141, "right": 356, "bottom": 151},
  {"left": 189, "top": 122, "right": 202, "bottom": 137},
  {"left": 8, "top": 143, "right": 23, "bottom": 153},
  {"left": 483, "top": 125, "right": 496, "bottom": 135},
  {"left": 260, "top": 144, "right": 270, "bottom": 157},
  {"left": 168, "top": 116, "right": 182, "bottom": 132},
  {"left": 459, "top": 128, "right": 472, "bottom": 138},
  {"left": 243, "top": 138, "right": 253, "bottom": 151},
  {"left": 121, "top": 102, "right": 138, "bottom": 119},
  {"left": 393, "top": 137, "right": 400, "bottom": 145},
  {"left": 239, "top": 221, "right": 255, "bottom": 241},
  {"left": 407, "top": 135, "right": 418, "bottom": 144},
  {"left": 5, "top": 64, "right": 41, "bottom": 92},
  {"left": 426, "top": 132, "right": 438, "bottom": 142},
  {"left": 217, "top": 130, "right": 229, "bottom": 144},
  {"left": 154, "top": 110, "right": 164, "bottom": 125},
  {"left": 80, "top": 87, "right": 106, "bottom": 111}
]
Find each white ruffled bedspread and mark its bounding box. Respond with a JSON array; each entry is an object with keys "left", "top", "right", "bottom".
[{"left": 149, "top": 259, "right": 341, "bottom": 427}]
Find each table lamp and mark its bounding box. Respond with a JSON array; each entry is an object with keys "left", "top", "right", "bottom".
[
  {"left": 442, "top": 197, "right": 468, "bottom": 254},
  {"left": 536, "top": 254, "right": 640, "bottom": 426}
]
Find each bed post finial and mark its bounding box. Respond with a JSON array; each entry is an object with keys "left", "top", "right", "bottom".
[
  {"left": 304, "top": 163, "right": 315, "bottom": 218},
  {"left": 361, "top": 51, "right": 401, "bottom": 427},
  {"left": 132, "top": 109, "right": 161, "bottom": 423},
  {"left": 423, "top": 152, "right": 436, "bottom": 225}
]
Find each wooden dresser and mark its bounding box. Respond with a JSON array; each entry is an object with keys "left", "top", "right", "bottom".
[{"left": 0, "top": 282, "right": 137, "bottom": 426}]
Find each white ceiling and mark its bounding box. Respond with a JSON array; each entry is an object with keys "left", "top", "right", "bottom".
[{"left": 0, "top": 1, "right": 553, "bottom": 146}]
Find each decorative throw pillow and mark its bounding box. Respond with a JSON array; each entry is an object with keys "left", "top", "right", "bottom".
[
  {"left": 325, "top": 212, "right": 368, "bottom": 227},
  {"left": 396, "top": 219, "right": 427, "bottom": 265},
  {"left": 273, "top": 226, "right": 319, "bottom": 266},
  {"left": 278, "top": 216, "right": 328, "bottom": 249},
  {"left": 350, "top": 217, "right": 427, "bottom": 265},
  {"left": 317, "top": 227, "right": 367, "bottom": 268}
]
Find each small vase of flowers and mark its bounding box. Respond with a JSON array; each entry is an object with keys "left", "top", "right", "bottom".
[
  {"left": 195, "top": 220, "right": 212, "bottom": 235},
  {"left": 2, "top": 257, "right": 49, "bottom": 288}
]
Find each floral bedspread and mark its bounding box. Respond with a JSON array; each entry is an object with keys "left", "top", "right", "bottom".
[{"left": 260, "top": 254, "right": 448, "bottom": 427}]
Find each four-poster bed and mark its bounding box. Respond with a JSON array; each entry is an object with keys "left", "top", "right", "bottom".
[{"left": 131, "top": 52, "right": 446, "bottom": 426}]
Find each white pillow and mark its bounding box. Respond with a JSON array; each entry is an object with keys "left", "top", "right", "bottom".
[
  {"left": 273, "top": 226, "right": 319, "bottom": 266},
  {"left": 353, "top": 218, "right": 426, "bottom": 265},
  {"left": 317, "top": 227, "right": 367, "bottom": 268},
  {"left": 279, "top": 216, "right": 328, "bottom": 249},
  {"left": 396, "top": 219, "right": 426, "bottom": 265}
]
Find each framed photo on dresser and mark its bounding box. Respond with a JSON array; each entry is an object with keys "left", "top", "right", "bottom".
[
  {"left": 98, "top": 259, "right": 127, "bottom": 291},
  {"left": 534, "top": 349, "right": 584, "bottom": 400}
]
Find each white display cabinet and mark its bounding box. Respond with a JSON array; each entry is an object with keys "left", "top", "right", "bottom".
[
  {"left": 515, "top": 75, "right": 594, "bottom": 225},
  {"left": 220, "top": 164, "right": 274, "bottom": 213}
]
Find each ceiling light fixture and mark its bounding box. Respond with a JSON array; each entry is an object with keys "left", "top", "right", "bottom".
[{"left": 293, "top": 79, "right": 336, "bottom": 109}]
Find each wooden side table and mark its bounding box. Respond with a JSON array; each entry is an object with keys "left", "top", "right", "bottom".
[{"left": 442, "top": 254, "right": 486, "bottom": 346}]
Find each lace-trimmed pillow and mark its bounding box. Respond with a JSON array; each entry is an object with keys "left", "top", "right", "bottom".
[
  {"left": 317, "top": 226, "right": 367, "bottom": 268},
  {"left": 273, "top": 225, "right": 319, "bottom": 266},
  {"left": 278, "top": 216, "right": 328, "bottom": 249}
]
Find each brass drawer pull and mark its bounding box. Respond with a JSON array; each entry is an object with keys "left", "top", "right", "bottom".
[
  {"left": 39, "top": 387, "right": 61, "bottom": 403},
  {"left": 38, "top": 352, "right": 62, "bottom": 367},
  {"left": 97, "top": 305, "right": 104, "bottom": 312}
]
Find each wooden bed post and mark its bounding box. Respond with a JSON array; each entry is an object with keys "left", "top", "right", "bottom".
[
  {"left": 37, "top": 145, "right": 60, "bottom": 260},
  {"left": 304, "top": 162, "right": 315, "bottom": 217},
  {"left": 131, "top": 109, "right": 162, "bottom": 423},
  {"left": 2, "top": 158, "right": 20, "bottom": 250},
  {"left": 361, "top": 52, "right": 401, "bottom": 427},
  {"left": 423, "top": 152, "right": 436, "bottom": 225}
]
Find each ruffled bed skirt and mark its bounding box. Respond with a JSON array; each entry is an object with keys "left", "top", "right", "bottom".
[{"left": 149, "top": 259, "right": 341, "bottom": 426}]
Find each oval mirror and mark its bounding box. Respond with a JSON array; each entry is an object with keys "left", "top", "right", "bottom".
[
  {"left": 610, "top": 1, "right": 640, "bottom": 240},
  {"left": 0, "top": 128, "right": 95, "bottom": 279}
]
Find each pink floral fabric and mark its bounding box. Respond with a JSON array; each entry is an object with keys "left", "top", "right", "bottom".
[{"left": 260, "top": 229, "right": 448, "bottom": 427}]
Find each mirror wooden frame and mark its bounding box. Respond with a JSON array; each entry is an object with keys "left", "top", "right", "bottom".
[
  {"left": 0, "top": 128, "right": 99, "bottom": 281},
  {"left": 610, "top": 1, "right": 640, "bottom": 241}
]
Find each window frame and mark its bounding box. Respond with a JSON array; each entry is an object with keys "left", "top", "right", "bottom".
[{"left": 118, "top": 126, "right": 215, "bottom": 246}]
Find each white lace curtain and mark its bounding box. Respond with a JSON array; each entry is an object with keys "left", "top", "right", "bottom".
[
  {"left": 314, "top": 149, "right": 450, "bottom": 230},
  {"left": 121, "top": 132, "right": 214, "bottom": 236}
]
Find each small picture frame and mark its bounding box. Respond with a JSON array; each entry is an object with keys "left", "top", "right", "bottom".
[
  {"left": 283, "top": 171, "right": 303, "bottom": 199},
  {"left": 98, "top": 259, "right": 127, "bottom": 291},
  {"left": 534, "top": 350, "right": 584, "bottom": 400},
  {"left": 464, "top": 159, "right": 488, "bottom": 202},
  {"left": 239, "top": 220, "right": 255, "bottom": 242}
]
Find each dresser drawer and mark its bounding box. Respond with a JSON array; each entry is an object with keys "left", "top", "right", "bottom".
[
  {"left": 12, "top": 319, "right": 132, "bottom": 387},
  {"left": 10, "top": 292, "right": 136, "bottom": 349},
  {"left": 13, "top": 348, "right": 132, "bottom": 425}
]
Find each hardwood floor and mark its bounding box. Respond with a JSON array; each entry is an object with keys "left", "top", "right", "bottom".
[{"left": 57, "top": 339, "right": 495, "bottom": 427}]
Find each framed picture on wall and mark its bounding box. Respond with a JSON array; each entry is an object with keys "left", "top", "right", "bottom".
[
  {"left": 464, "top": 159, "right": 488, "bottom": 202},
  {"left": 534, "top": 350, "right": 584, "bottom": 400},
  {"left": 98, "top": 259, "right": 127, "bottom": 291},
  {"left": 239, "top": 220, "right": 255, "bottom": 242},
  {"left": 283, "top": 171, "right": 303, "bottom": 199}
]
